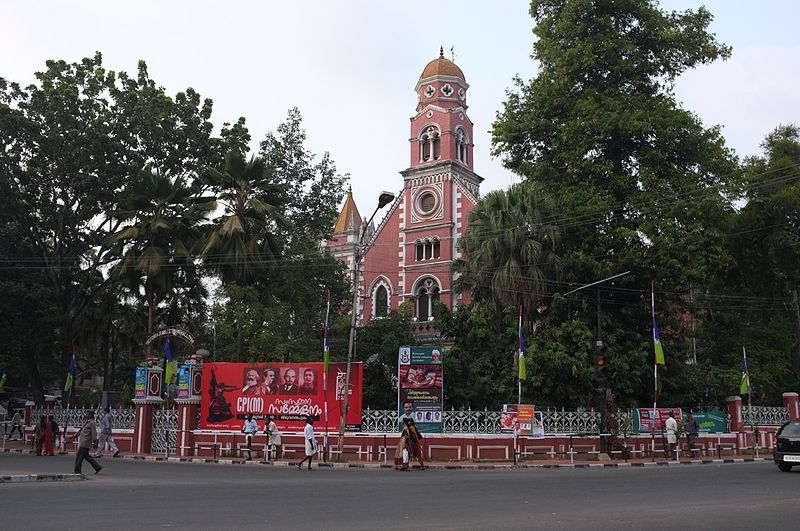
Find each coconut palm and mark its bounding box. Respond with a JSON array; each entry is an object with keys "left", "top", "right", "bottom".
[
  {"left": 200, "top": 151, "right": 289, "bottom": 284},
  {"left": 453, "top": 182, "right": 562, "bottom": 316}
]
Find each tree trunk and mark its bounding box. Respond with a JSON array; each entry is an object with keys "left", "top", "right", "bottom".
[{"left": 25, "top": 350, "right": 46, "bottom": 405}]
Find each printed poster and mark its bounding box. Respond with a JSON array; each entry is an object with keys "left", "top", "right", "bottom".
[
  {"left": 134, "top": 367, "right": 147, "bottom": 399},
  {"left": 634, "top": 407, "right": 682, "bottom": 433},
  {"left": 398, "top": 346, "right": 444, "bottom": 434}
]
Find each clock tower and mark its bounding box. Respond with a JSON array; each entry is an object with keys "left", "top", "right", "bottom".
[{"left": 330, "top": 49, "right": 482, "bottom": 339}]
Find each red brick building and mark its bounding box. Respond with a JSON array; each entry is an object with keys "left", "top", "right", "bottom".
[{"left": 325, "top": 49, "right": 483, "bottom": 337}]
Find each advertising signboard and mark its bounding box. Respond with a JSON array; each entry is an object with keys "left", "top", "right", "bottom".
[
  {"left": 177, "top": 365, "right": 191, "bottom": 399},
  {"left": 501, "top": 404, "right": 544, "bottom": 438},
  {"left": 634, "top": 407, "right": 682, "bottom": 433},
  {"left": 134, "top": 367, "right": 147, "bottom": 400},
  {"left": 398, "top": 346, "right": 444, "bottom": 434},
  {"left": 199, "top": 362, "right": 362, "bottom": 432}
]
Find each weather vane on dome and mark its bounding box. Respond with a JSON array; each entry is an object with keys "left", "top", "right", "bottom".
[{"left": 450, "top": 45, "right": 456, "bottom": 62}]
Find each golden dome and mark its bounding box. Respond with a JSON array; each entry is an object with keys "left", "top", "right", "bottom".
[{"left": 419, "top": 47, "right": 465, "bottom": 82}]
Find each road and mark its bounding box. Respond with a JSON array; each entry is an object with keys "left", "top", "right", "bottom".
[{"left": 1, "top": 454, "right": 798, "bottom": 529}]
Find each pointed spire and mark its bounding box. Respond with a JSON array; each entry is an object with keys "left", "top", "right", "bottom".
[{"left": 439, "top": 46, "right": 444, "bottom": 58}]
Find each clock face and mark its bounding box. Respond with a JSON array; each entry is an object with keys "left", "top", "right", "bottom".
[{"left": 424, "top": 85, "right": 435, "bottom": 98}]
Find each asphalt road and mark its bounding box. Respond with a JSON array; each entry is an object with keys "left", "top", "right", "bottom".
[{"left": 1, "top": 454, "right": 798, "bottom": 530}]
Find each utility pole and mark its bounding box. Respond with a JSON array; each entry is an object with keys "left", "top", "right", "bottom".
[
  {"left": 564, "top": 271, "right": 630, "bottom": 453},
  {"left": 337, "top": 191, "right": 395, "bottom": 457}
]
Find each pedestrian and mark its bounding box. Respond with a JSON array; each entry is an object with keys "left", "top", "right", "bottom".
[
  {"left": 34, "top": 416, "right": 46, "bottom": 455},
  {"left": 8, "top": 409, "right": 23, "bottom": 440},
  {"left": 297, "top": 416, "right": 317, "bottom": 470},
  {"left": 263, "top": 415, "right": 281, "bottom": 462},
  {"left": 95, "top": 407, "right": 120, "bottom": 458},
  {"left": 72, "top": 409, "right": 102, "bottom": 475},
  {"left": 665, "top": 411, "right": 678, "bottom": 459},
  {"left": 49, "top": 416, "right": 60, "bottom": 452},
  {"left": 241, "top": 413, "right": 258, "bottom": 461},
  {"left": 407, "top": 418, "right": 426, "bottom": 469},
  {"left": 394, "top": 419, "right": 410, "bottom": 470},
  {"left": 43, "top": 416, "right": 55, "bottom": 456},
  {"left": 686, "top": 411, "right": 699, "bottom": 456}
]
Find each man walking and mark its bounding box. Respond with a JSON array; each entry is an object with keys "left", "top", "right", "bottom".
[
  {"left": 73, "top": 410, "right": 102, "bottom": 475},
  {"left": 8, "top": 409, "right": 23, "bottom": 440},
  {"left": 95, "top": 407, "right": 120, "bottom": 458},
  {"left": 297, "top": 416, "right": 317, "bottom": 470}
]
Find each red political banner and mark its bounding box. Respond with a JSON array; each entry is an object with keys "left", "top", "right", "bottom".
[{"left": 199, "top": 362, "right": 362, "bottom": 432}]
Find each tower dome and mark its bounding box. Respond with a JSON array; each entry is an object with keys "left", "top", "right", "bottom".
[{"left": 419, "top": 47, "right": 465, "bottom": 82}]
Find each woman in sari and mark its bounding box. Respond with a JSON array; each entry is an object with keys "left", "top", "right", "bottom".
[
  {"left": 394, "top": 419, "right": 410, "bottom": 470},
  {"left": 407, "top": 419, "right": 426, "bottom": 469},
  {"left": 42, "top": 416, "right": 54, "bottom": 455}
]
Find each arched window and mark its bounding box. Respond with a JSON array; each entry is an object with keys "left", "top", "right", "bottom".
[
  {"left": 420, "top": 126, "right": 440, "bottom": 162},
  {"left": 415, "top": 277, "right": 441, "bottom": 321},
  {"left": 375, "top": 285, "right": 389, "bottom": 317},
  {"left": 455, "top": 128, "right": 468, "bottom": 164}
]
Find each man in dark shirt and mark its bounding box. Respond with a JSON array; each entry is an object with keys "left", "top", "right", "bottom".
[{"left": 72, "top": 410, "right": 102, "bottom": 475}]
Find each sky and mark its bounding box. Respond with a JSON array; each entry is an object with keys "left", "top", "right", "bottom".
[{"left": 3, "top": 1, "right": 798, "bottom": 223}]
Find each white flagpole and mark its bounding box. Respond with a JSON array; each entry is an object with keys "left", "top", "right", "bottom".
[{"left": 651, "top": 281, "right": 657, "bottom": 455}]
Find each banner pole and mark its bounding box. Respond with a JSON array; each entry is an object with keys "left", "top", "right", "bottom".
[
  {"left": 651, "top": 281, "right": 657, "bottom": 457},
  {"left": 323, "top": 291, "right": 331, "bottom": 463}
]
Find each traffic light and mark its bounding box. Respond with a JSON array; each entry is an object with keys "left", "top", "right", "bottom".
[{"left": 595, "top": 343, "right": 608, "bottom": 388}]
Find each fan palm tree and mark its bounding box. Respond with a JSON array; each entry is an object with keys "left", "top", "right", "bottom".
[
  {"left": 200, "top": 151, "right": 289, "bottom": 284},
  {"left": 453, "top": 182, "right": 563, "bottom": 317},
  {"left": 110, "top": 166, "right": 211, "bottom": 341}
]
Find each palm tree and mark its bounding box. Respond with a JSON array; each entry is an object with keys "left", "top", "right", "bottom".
[
  {"left": 200, "top": 151, "right": 288, "bottom": 284},
  {"left": 453, "top": 182, "right": 562, "bottom": 317},
  {"left": 110, "top": 166, "right": 211, "bottom": 342}
]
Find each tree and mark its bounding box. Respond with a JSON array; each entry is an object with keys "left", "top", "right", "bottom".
[
  {"left": 110, "top": 167, "right": 211, "bottom": 339},
  {"left": 259, "top": 108, "right": 348, "bottom": 246},
  {"left": 491, "top": 0, "right": 740, "bottom": 406},
  {"left": 201, "top": 151, "right": 289, "bottom": 284},
  {"left": 453, "top": 182, "right": 562, "bottom": 317}
]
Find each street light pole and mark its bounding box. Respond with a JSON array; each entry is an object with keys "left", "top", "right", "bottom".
[{"left": 337, "top": 191, "right": 395, "bottom": 457}]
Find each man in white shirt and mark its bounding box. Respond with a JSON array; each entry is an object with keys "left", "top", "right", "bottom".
[
  {"left": 241, "top": 414, "right": 259, "bottom": 461},
  {"left": 297, "top": 416, "right": 317, "bottom": 470},
  {"left": 263, "top": 415, "right": 281, "bottom": 462},
  {"left": 664, "top": 411, "right": 678, "bottom": 459},
  {"left": 95, "top": 407, "right": 120, "bottom": 458}
]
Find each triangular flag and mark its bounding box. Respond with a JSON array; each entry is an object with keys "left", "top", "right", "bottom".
[{"left": 518, "top": 308, "right": 527, "bottom": 382}]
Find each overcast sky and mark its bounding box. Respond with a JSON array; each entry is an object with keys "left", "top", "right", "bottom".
[{"left": 3, "top": 1, "right": 798, "bottom": 221}]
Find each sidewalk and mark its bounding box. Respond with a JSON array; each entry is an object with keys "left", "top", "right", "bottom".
[{"left": 2, "top": 438, "right": 772, "bottom": 469}]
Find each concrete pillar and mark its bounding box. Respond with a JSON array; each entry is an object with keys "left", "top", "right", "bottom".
[
  {"left": 175, "top": 400, "right": 200, "bottom": 457},
  {"left": 783, "top": 392, "right": 799, "bottom": 421},
  {"left": 24, "top": 401, "right": 35, "bottom": 426},
  {"left": 726, "top": 396, "right": 743, "bottom": 432},
  {"left": 132, "top": 402, "right": 155, "bottom": 454}
]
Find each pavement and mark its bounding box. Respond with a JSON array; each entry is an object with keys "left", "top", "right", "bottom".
[{"left": 0, "top": 436, "right": 775, "bottom": 469}]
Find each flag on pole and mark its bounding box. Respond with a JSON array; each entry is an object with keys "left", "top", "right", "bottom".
[
  {"left": 740, "top": 347, "right": 750, "bottom": 395},
  {"left": 164, "top": 337, "right": 176, "bottom": 384},
  {"left": 64, "top": 352, "right": 75, "bottom": 393},
  {"left": 652, "top": 319, "right": 665, "bottom": 366},
  {"left": 517, "top": 307, "right": 527, "bottom": 382}
]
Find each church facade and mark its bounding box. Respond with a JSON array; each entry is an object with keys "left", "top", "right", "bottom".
[{"left": 325, "top": 50, "right": 483, "bottom": 338}]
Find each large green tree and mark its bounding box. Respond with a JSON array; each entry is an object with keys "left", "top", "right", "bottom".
[{"left": 490, "top": 0, "right": 740, "bottom": 406}]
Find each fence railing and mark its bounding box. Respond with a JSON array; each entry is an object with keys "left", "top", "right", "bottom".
[{"left": 29, "top": 405, "right": 788, "bottom": 438}]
